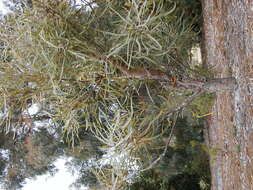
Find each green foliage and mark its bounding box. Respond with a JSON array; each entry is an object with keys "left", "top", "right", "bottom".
[
  {"left": 190, "top": 93, "right": 215, "bottom": 118},
  {"left": 66, "top": 132, "right": 103, "bottom": 160},
  {"left": 129, "top": 118, "right": 210, "bottom": 190},
  {"left": 172, "top": 118, "right": 210, "bottom": 180},
  {"left": 0, "top": 0, "right": 211, "bottom": 189},
  {"left": 0, "top": 129, "right": 62, "bottom": 189},
  {"left": 0, "top": 0, "right": 200, "bottom": 148}
]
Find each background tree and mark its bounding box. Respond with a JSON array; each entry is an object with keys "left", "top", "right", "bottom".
[
  {"left": 128, "top": 117, "right": 210, "bottom": 190},
  {"left": 0, "top": 127, "right": 63, "bottom": 190}
]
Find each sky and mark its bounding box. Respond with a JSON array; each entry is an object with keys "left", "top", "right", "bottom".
[
  {"left": 0, "top": 0, "right": 11, "bottom": 15},
  {"left": 22, "top": 157, "right": 88, "bottom": 190}
]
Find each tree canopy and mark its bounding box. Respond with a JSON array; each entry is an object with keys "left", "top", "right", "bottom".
[{"left": 0, "top": 0, "right": 218, "bottom": 189}]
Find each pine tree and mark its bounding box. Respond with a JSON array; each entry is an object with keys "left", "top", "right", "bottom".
[{"left": 0, "top": 0, "right": 237, "bottom": 189}]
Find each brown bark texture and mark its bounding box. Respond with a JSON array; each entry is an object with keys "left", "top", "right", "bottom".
[{"left": 202, "top": 0, "right": 253, "bottom": 190}]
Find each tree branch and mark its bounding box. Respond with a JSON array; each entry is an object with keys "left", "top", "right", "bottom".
[{"left": 89, "top": 57, "right": 238, "bottom": 93}]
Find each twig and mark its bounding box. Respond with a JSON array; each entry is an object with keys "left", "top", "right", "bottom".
[
  {"left": 165, "top": 89, "right": 204, "bottom": 117},
  {"left": 134, "top": 90, "right": 203, "bottom": 172},
  {"left": 140, "top": 112, "right": 179, "bottom": 172}
]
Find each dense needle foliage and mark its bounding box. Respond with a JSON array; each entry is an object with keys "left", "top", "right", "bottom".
[{"left": 0, "top": 0, "right": 210, "bottom": 189}]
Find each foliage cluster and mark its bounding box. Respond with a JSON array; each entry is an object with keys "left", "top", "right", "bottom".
[
  {"left": 129, "top": 118, "right": 210, "bottom": 190},
  {"left": 0, "top": 0, "right": 210, "bottom": 189}
]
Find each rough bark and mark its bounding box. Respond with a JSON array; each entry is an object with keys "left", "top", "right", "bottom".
[{"left": 202, "top": 0, "right": 253, "bottom": 189}]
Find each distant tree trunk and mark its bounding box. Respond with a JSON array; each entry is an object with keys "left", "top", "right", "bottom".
[{"left": 202, "top": 0, "right": 253, "bottom": 189}]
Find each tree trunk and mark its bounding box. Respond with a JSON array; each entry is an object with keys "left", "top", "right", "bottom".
[{"left": 202, "top": 0, "right": 253, "bottom": 189}]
